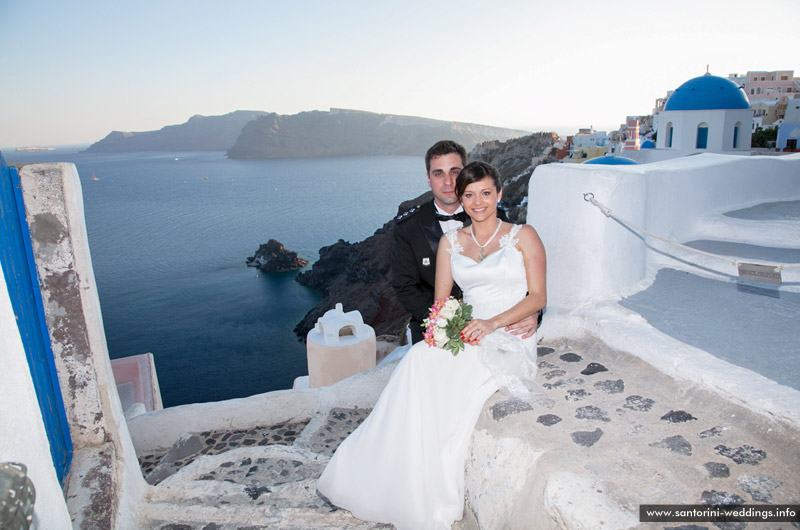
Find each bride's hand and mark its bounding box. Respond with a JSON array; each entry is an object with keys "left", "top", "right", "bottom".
[{"left": 461, "top": 319, "right": 496, "bottom": 345}]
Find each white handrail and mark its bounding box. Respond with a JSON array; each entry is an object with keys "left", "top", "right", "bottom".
[{"left": 583, "top": 193, "right": 800, "bottom": 272}]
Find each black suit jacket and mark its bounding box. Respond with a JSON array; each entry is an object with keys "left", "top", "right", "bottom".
[{"left": 391, "top": 200, "right": 508, "bottom": 344}]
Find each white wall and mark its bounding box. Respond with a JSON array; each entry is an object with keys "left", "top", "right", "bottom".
[
  {"left": 527, "top": 153, "right": 800, "bottom": 428},
  {"left": 656, "top": 109, "right": 752, "bottom": 153},
  {"left": 0, "top": 266, "right": 72, "bottom": 529},
  {"left": 528, "top": 153, "right": 800, "bottom": 313},
  {"left": 778, "top": 123, "right": 800, "bottom": 150},
  {"left": 718, "top": 109, "right": 753, "bottom": 151},
  {"left": 19, "top": 163, "right": 147, "bottom": 529},
  {"left": 786, "top": 100, "right": 800, "bottom": 122}
]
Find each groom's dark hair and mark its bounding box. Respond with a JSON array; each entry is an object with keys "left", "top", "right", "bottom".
[
  {"left": 455, "top": 161, "right": 501, "bottom": 200},
  {"left": 425, "top": 140, "right": 467, "bottom": 173}
]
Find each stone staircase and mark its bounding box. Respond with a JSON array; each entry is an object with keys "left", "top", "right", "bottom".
[
  {"left": 138, "top": 421, "right": 313, "bottom": 485},
  {"left": 137, "top": 338, "right": 800, "bottom": 530},
  {"left": 137, "top": 406, "right": 381, "bottom": 529}
]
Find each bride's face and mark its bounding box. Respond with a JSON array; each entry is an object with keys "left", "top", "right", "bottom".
[{"left": 461, "top": 178, "right": 502, "bottom": 222}]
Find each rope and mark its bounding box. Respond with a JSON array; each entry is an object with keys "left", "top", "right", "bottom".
[{"left": 583, "top": 193, "right": 800, "bottom": 272}]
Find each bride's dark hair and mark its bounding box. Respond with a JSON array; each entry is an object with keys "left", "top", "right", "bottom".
[{"left": 455, "top": 161, "right": 501, "bottom": 200}]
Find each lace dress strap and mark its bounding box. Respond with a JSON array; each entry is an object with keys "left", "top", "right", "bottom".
[
  {"left": 445, "top": 229, "right": 463, "bottom": 255},
  {"left": 499, "top": 224, "right": 522, "bottom": 250}
]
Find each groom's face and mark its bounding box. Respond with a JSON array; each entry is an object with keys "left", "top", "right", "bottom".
[{"left": 427, "top": 153, "right": 463, "bottom": 213}]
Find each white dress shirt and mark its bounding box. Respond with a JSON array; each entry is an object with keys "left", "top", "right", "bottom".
[{"left": 435, "top": 204, "right": 465, "bottom": 234}]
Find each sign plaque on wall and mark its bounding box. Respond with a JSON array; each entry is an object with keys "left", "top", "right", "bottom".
[{"left": 737, "top": 263, "right": 782, "bottom": 285}]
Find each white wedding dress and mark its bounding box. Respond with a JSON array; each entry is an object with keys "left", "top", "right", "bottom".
[{"left": 316, "top": 224, "right": 538, "bottom": 530}]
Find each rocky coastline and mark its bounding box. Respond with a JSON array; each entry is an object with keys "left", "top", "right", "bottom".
[
  {"left": 246, "top": 240, "right": 309, "bottom": 272},
  {"left": 293, "top": 133, "right": 559, "bottom": 341}
]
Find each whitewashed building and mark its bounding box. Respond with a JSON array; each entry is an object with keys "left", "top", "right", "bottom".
[
  {"left": 655, "top": 73, "right": 753, "bottom": 155},
  {"left": 571, "top": 128, "right": 608, "bottom": 148},
  {"left": 751, "top": 99, "right": 782, "bottom": 131},
  {"left": 777, "top": 99, "right": 800, "bottom": 151}
]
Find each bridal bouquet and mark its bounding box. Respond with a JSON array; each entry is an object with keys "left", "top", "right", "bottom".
[{"left": 422, "top": 297, "right": 473, "bottom": 356}]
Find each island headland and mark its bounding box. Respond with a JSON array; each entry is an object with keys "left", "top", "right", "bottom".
[
  {"left": 83, "top": 108, "right": 528, "bottom": 158},
  {"left": 83, "top": 110, "right": 271, "bottom": 153},
  {"left": 227, "top": 108, "right": 529, "bottom": 159}
]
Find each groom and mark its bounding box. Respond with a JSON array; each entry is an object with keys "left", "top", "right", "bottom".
[{"left": 391, "top": 140, "right": 539, "bottom": 344}]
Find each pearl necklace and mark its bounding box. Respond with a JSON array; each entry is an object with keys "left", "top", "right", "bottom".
[{"left": 470, "top": 219, "right": 502, "bottom": 261}]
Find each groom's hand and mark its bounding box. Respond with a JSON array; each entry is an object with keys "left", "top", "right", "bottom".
[{"left": 504, "top": 312, "right": 539, "bottom": 339}]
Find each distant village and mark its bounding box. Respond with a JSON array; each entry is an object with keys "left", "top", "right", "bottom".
[{"left": 554, "top": 69, "right": 800, "bottom": 164}]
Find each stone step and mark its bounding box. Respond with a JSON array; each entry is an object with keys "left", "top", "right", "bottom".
[
  {"left": 140, "top": 445, "right": 389, "bottom": 529},
  {"left": 297, "top": 407, "right": 371, "bottom": 457},
  {"left": 138, "top": 408, "right": 376, "bottom": 529},
  {"left": 138, "top": 421, "right": 310, "bottom": 485}
]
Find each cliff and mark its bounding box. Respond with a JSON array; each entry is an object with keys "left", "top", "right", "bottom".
[
  {"left": 226, "top": 109, "right": 529, "bottom": 159},
  {"left": 294, "top": 133, "right": 560, "bottom": 340},
  {"left": 83, "top": 108, "right": 528, "bottom": 156},
  {"left": 83, "top": 111, "right": 271, "bottom": 153}
]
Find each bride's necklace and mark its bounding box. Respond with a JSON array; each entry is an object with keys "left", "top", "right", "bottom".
[{"left": 470, "top": 219, "right": 502, "bottom": 261}]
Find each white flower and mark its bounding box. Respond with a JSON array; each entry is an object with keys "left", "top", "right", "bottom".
[
  {"left": 433, "top": 327, "right": 449, "bottom": 346},
  {"left": 436, "top": 317, "right": 448, "bottom": 328},
  {"left": 440, "top": 299, "right": 459, "bottom": 319}
]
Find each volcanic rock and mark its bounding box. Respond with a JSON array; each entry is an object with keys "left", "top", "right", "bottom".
[{"left": 247, "top": 239, "right": 309, "bottom": 272}]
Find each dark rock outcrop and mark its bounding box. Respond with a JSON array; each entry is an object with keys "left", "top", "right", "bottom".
[
  {"left": 227, "top": 109, "right": 529, "bottom": 159},
  {"left": 247, "top": 240, "right": 309, "bottom": 272},
  {"left": 84, "top": 111, "right": 271, "bottom": 153}
]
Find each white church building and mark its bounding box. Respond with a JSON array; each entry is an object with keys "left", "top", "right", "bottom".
[
  {"left": 656, "top": 73, "right": 752, "bottom": 154},
  {"left": 623, "top": 73, "right": 754, "bottom": 163}
]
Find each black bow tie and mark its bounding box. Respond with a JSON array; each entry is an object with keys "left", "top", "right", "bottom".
[{"left": 435, "top": 211, "right": 468, "bottom": 222}]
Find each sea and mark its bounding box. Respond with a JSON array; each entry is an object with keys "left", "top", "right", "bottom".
[{"left": 4, "top": 147, "right": 428, "bottom": 407}]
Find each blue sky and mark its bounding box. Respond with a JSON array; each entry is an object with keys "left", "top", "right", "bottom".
[{"left": 1, "top": 0, "right": 798, "bottom": 147}]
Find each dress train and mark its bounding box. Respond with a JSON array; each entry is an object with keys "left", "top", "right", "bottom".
[{"left": 316, "top": 341, "right": 497, "bottom": 530}]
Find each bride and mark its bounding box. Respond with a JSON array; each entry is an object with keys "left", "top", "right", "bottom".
[{"left": 316, "top": 161, "right": 547, "bottom": 529}]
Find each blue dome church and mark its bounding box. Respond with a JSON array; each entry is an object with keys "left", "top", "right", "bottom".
[{"left": 656, "top": 73, "right": 753, "bottom": 154}]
